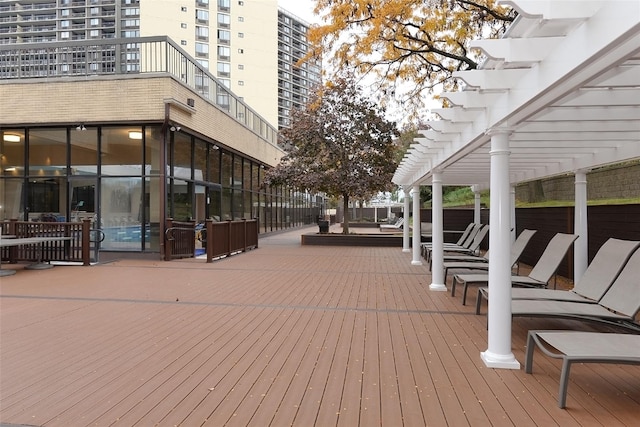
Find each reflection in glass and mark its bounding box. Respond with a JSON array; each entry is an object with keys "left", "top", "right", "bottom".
[
  {"left": 1, "top": 129, "right": 25, "bottom": 178},
  {"left": 101, "top": 177, "right": 144, "bottom": 250},
  {"left": 25, "top": 177, "right": 66, "bottom": 221},
  {"left": 101, "top": 127, "right": 143, "bottom": 175},
  {"left": 0, "top": 178, "right": 23, "bottom": 220},
  {"left": 145, "top": 126, "right": 163, "bottom": 174},
  {"left": 28, "top": 128, "right": 67, "bottom": 176},
  {"left": 70, "top": 178, "right": 97, "bottom": 223},
  {"left": 70, "top": 127, "right": 98, "bottom": 175}
]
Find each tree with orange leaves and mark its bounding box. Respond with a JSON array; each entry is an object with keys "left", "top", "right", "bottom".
[{"left": 306, "top": 0, "right": 515, "bottom": 118}]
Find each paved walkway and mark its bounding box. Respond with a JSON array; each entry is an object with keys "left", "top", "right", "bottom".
[{"left": 1, "top": 226, "right": 638, "bottom": 426}]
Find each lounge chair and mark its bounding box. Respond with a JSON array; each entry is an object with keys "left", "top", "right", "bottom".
[
  {"left": 475, "top": 238, "right": 640, "bottom": 314},
  {"left": 452, "top": 233, "right": 578, "bottom": 305},
  {"left": 525, "top": 330, "right": 640, "bottom": 408},
  {"left": 380, "top": 217, "right": 404, "bottom": 232},
  {"left": 510, "top": 248, "right": 640, "bottom": 330},
  {"left": 424, "top": 223, "right": 487, "bottom": 263},
  {"left": 443, "top": 229, "right": 537, "bottom": 281},
  {"left": 421, "top": 222, "right": 476, "bottom": 258}
]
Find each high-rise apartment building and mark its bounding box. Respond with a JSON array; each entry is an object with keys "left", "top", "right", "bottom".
[{"left": 0, "top": 0, "right": 320, "bottom": 129}]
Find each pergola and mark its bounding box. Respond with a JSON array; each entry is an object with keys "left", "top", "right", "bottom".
[{"left": 393, "top": 0, "right": 640, "bottom": 369}]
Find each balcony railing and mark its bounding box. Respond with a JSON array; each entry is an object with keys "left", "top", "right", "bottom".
[{"left": 0, "top": 36, "right": 277, "bottom": 145}]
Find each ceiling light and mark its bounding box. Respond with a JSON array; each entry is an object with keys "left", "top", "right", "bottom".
[
  {"left": 128, "top": 131, "right": 143, "bottom": 140},
  {"left": 3, "top": 134, "right": 21, "bottom": 143}
]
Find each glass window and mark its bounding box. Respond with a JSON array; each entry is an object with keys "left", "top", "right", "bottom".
[
  {"left": 1, "top": 129, "right": 25, "bottom": 178},
  {"left": 194, "top": 138, "right": 207, "bottom": 182},
  {"left": 70, "top": 126, "right": 98, "bottom": 175},
  {"left": 196, "top": 26, "right": 209, "bottom": 39},
  {"left": 195, "top": 42, "right": 209, "bottom": 54},
  {"left": 217, "top": 62, "right": 230, "bottom": 76},
  {"left": 217, "top": 13, "right": 230, "bottom": 26},
  {"left": 101, "top": 127, "right": 143, "bottom": 175},
  {"left": 233, "top": 156, "right": 242, "bottom": 189},
  {"left": 100, "top": 177, "right": 144, "bottom": 250},
  {"left": 69, "top": 178, "right": 97, "bottom": 223},
  {"left": 217, "top": 29, "right": 230, "bottom": 42},
  {"left": 169, "top": 179, "right": 193, "bottom": 221},
  {"left": 243, "top": 159, "right": 251, "bottom": 190},
  {"left": 196, "top": 10, "right": 209, "bottom": 21},
  {"left": 172, "top": 132, "right": 192, "bottom": 177},
  {"left": 208, "top": 145, "right": 220, "bottom": 183},
  {"left": 217, "top": 45, "right": 230, "bottom": 58},
  {"left": 0, "top": 178, "right": 23, "bottom": 221},
  {"left": 221, "top": 151, "right": 232, "bottom": 187},
  {"left": 28, "top": 128, "right": 67, "bottom": 176},
  {"left": 25, "top": 177, "right": 66, "bottom": 221},
  {"left": 144, "top": 126, "right": 162, "bottom": 175},
  {"left": 145, "top": 176, "right": 161, "bottom": 250}
]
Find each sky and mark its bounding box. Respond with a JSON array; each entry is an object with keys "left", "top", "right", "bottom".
[{"left": 277, "top": 0, "right": 318, "bottom": 24}]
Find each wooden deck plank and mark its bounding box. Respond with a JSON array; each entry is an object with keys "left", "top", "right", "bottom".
[
  {"left": 359, "top": 310, "right": 382, "bottom": 426},
  {"left": 1, "top": 228, "right": 638, "bottom": 427},
  {"left": 245, "top": 309, "right": 326, "bottom": 427},
  {"left": 336, "top": 311, "right": 366, "bottom": 427}
]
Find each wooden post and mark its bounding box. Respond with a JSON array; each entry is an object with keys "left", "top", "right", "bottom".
[
  {"left": 82, "top": 219, "right": 91, "bottom": 265},
  {"left": 205, "top": 219, "right": 213, "bottom": 263},
  {"left": 227, "top": 220, "right": 232, "bottom": 257},
  {"left": 242, "top": 219, "right": 247, "bottom": 252},
  {"left": 164, "top": 218, "right": 174, "bottom": 261}
]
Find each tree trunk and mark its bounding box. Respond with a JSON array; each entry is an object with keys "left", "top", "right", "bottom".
[{"left": 342, "top": 194, "right": 350, "bottom": 234}]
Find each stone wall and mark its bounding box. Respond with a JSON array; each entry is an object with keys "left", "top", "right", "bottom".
[{"left": 515, "top": 162, "right": 640, "bottom": 203}]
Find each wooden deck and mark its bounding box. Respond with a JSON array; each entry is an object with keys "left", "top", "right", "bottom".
[{"left": 1, "top": 226, "right": 638, "bottom": 426}]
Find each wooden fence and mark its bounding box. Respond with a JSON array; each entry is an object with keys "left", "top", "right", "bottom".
[{"left": 420, "top": 204, "right": 640, "bottom": 279}]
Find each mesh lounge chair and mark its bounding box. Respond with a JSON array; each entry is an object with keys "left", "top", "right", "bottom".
[
  {"left": 452, "top": 233, "right": 578, "bottom": 305},
  {"left": 380, "top": 217, "right": 404, "bottom": 232},
  {"left": 421, "top": 222, "right": 476, "bottom": 258},
  {"left": 524, "top": 330, "right": 640, "bottom": 408},
  {"left": 510, "top": 248, "right": 640, "bottom": 331},
  {"left": 475, "top": 238, "right": 640, "bottom": 314},
  {"left": 443, "top": 229, "right": 537, "bottom": 281},
  {"left": 424, "top": 224, "right": 488, "bottom": 263}
]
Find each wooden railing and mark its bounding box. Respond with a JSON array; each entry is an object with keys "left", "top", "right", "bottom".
[
  {"left": 163, "top": 218, "right": 259, "bottom": 262},
  {"left": 164, "top": 219, "right": 196, "bottom": 260},
  {"left": 204, "top": 219, "right": 258, "bottom": 263},
  {"left": 1, "top": 219, "right": 92, "bottom": 265}
]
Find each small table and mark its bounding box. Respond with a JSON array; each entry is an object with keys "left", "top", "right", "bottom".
[{"left": 0, "top": 236, "right": 72, "bottom": 276}]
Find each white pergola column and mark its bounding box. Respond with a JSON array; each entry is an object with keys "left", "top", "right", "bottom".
[
  {"left": 574, "top": 170, "right": 589, "bottom": 282},
  {"left": 411, "top": 185, "right": 422, "bottom": 265},
  {"left": 481, "top": 130, "right": 519, "bottom": 369},
  {"left": 473, "top": 185, "right": 481, "bottom": 224},
  {"left": 403, "top": 186, "right": 411, "bottom": 253},
  {"left": 429, "top": 172, "right": 447, "bottom": 291},
  {"left": 510, "top": 186, "right": 516, "bottom": 243}
]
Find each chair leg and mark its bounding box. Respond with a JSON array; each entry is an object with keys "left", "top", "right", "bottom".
[
  {"left": 558, "top": 359, "right": 572, "bottom": 408},
  {"left": 462, "top": 282, "right": 470, "bottom": 305},
  {"left": 475, "top": 288, "right": 485, "bottom": 314},
  {"left": 451, "top": 276, "right": 458, "bottom": 297},
  {"left": 524, "top": 331, "right": 536, "bottom": 374}
]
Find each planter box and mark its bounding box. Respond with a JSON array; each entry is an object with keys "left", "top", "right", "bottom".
[
  {"left": 340, "top": 222, "right": 381, "bottom": 228},
  {"left": 301, "top": 232, "right": 403, "bottom": 247}
]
